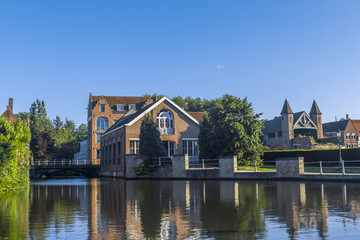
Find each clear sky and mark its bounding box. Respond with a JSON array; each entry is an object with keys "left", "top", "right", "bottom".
[{"left": 1, "top": 1, "right": 360, "bottom": 126}]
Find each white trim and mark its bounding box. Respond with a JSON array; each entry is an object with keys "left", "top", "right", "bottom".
[
  {"left": 101, "top": 124, "right": 125, "bottom": 137},
  {"left": 130, "top": 138, "right": 140, "bottom": 141},
  {"left": 101, "top": 96, "right": 200, "bottom": 137},
  {"left": 182, "top": 138, "right": 199, "bottom": 140},
  {"left": 127, "top": 96, "right": 200, "bottom": 126}
]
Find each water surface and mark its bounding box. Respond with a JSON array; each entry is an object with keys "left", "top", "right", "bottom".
[{"left": 1, "top": 179, "right": 360, "bottom": 239}]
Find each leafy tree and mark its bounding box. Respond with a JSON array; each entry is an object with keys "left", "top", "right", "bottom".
[
  {"left": 29, "top": 99, "right": 54, "bottom": 159},
  {"left": 75, "top": 123, "right": 87, "bottom": 142},
  {"left": 199, "top": 94, "right": 268, "bottom": 165},
  {"left": 135, "top": 115, "right": 166, "bottom": 175},
  {"left": 172, "top": 96, "right": 187, "bottom": 109},
  {"left": 185, "top": 96, "right": 204, "bottom": 111},
  {"left": 0, "top": 117, "right": 31, "bottom": 190}
]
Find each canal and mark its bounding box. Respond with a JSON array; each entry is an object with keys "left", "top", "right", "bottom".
[{"left": 0, "top": 178, "right": 360, "bottom": 239}]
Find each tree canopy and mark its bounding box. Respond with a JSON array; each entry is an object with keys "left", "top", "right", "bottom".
[
  {"left": 198, "top": 94, "right": 267, "bottom": 164},
  {"left": 0, "top": 117, "right": 31, "bottom": 190},
  {"left": 28, "top": 99, "right": 87, "bottom": 160}
]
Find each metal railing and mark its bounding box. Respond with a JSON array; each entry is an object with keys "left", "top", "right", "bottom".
[
  {"left": 237, "top": 161, "right": 277, "bottom": 172},
  {"left": 304, "top": 160, "right": 360, "bottom": 175},
  {"left": 33, "top": 159, "right": 92, "bottom": 166},
  {"left": 189, "top": 159, "right": 219, "bottom": 169},
  {"left": 151, "top": 157, "right": 173, "bottom": 167}
]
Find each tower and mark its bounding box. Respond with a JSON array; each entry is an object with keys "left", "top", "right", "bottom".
[
  {"left": 310, "top": 100, "right": 323, "bottom": 139},
  {"left": 281, "top": 99, "right": 294, "bottom": 149}
]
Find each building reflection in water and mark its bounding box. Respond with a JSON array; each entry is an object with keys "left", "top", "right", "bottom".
[{"left": 4, "top": 179, "right": 360, "bottom": 239}]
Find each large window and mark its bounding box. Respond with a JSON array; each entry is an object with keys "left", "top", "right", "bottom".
[
  {"left": 183, "top": 139, "right": 199, "bottom": 162},
  {"left": 97, "top": 117, "right": 109, "bottom": 130},
  {"left": 163, "top": 141, "right": 175, "bottom": 157},
  {"left": 130, "top": 140, "right": 139, "bottom": 154},
  {"left": 96, "top": 133, "right": 101, "bottom": 143},
  {"left": 157, "top": 110, "right": 174, "bottom": 135}
]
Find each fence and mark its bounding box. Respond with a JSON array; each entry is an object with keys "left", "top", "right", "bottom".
[
  {"left": 188, "top": 159, "right": 219, "bottom": 169},
  {"left": 151, "top": 157, "right": 173, "bottom": 167},
  {"left": 237, "top": 161, "right": 277, "bottom": 172},
  {"left": 304, "top": 160, "right": 360, "bottom": 175},
  {"left": 33, "top": 159, "right": 92, "bottom": 166}
]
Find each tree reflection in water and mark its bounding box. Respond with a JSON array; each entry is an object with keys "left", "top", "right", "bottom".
[{"left": 2, "top": 179, "right": 360, "bottom": 239}]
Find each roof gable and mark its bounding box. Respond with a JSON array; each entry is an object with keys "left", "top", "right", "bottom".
[
  {"left": 102, "top": 96, "right": 200, "bottom": 136},
  {"left": 293, "top": 112, "right": 316, "bottom": 129}
]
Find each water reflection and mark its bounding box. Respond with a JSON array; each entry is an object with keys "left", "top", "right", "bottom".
[{"left": 2, "top": 179, "right": 360, "bottom": 239}]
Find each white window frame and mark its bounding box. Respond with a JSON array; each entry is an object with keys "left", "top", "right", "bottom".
[
  {"left": 116, "top": 104, "right": 124, "bottom": 111},
  {"left": 157, "top": 110, "right": 174, "bottom": 135},
  {"left": 130, "top": 138, "right": 140, "bottom": 154},
  {"left": 97, "top": 117, "right": 109, "bottom": 130}
]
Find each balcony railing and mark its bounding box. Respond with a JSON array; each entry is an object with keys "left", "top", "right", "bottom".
[{"left": 159, "top": 128, "right": 174, "bottom": 135}]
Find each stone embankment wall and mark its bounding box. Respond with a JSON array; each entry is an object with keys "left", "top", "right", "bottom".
[{"left": 99, "top": 155, "right": 360, "bottom": 181}]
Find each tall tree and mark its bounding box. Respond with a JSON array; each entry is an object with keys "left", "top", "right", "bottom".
[
  {"left": 29, "top": 99, "right": 54, "bottom": 159},
  {"left": 199, "top": 94, "right": 268, "bottom": 164},
  {"left": 135, "top": 115, "right": 166, "bottom": 175}
]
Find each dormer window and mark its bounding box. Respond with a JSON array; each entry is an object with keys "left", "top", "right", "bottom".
[
  {"left": 157, "top": 110, "right": 174, "bottom": 135},
  {"left": 100, "top": 104, "right": 105, "bottom": 112},
  {"left": 116, "top": 104, "right": 124, "bottom": 111},
  {"left": 129, "top": 104, "right": 136, "bottom": 110}
]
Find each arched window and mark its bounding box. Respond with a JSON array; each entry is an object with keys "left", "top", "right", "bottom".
[
  {"left": 157, "top": 110, "right": 174, "bottom": 135},
  {"left": 97, "top": 117, "right": 109, "bottom": 130}
]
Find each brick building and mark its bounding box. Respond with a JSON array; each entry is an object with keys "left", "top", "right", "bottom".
[
  {"left": 1, "top": 98, "right": 17, "bottom": 123},
  {"left": 100, "top": 96, "right": 201, "bottom": 176},
  {"left": 263, "top": 100, "right": 323, "bottom": 150},
  {"left": 322, "top": 117, "right": 359, "bottom": 148},
  {"left": 263, "top": 99, "right": 360, "bottom": 150},
  {"left": 87, "top": 93, "right": 155, "bottom": 164}
]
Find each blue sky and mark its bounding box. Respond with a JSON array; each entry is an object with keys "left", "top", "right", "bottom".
[{"left": 1, "top": 1, "right": 360, "bottom": 126}]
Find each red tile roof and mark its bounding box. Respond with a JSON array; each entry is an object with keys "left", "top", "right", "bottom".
[{"left": 188, "top": 112, "right": 205, "bottom": 122}]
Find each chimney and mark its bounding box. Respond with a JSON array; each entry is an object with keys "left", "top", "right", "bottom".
[
  {"left": 8, "top": 98, "right": 13, "bottom": 112},
  {"left": 346, "top": 114, "right": 349, "bottom": 120}
]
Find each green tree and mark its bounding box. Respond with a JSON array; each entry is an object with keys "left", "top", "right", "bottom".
[
  {"left": 135, "top": 115, "right": 166, "bottom": 175},
  {"left": 199, "top": 94, "right": 267, "bottom": 165},
  {"left": 29, "top": 99, "right": 54, "bottom": 160},
  {"left": 0, "top": 117, "right": 31, "bottom": 190},
  {"left": 185, "top": 96, "right": 204, "bottom": 111},
  {"left": 172, "top": 96, "right": 187, "bottom": 109}
]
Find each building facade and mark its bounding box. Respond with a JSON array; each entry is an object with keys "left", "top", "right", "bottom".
[
  {"left": 322, "top": 117, "right": 359, "bottom": 148},
  {"left": 87, "top": 93, "right": 155, "bottom": 164},
  {"left": 100, "top": 96, "right": 201, "bottom": 177},
  {"left": 263, "top": 100, "right": 360, "bottom": 150},
  {"left": 263, "top": 100, "right": 323, "bottom": 150},
  {"left": 1, "top": 98, "right": 17, "bottom": 123}
]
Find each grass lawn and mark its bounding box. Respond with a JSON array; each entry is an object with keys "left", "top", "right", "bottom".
[{"left": 237, "top": 166, "right": 276, "bottom": 172}]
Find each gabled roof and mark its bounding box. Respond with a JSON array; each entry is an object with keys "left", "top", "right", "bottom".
[
  {"left": 90, "top": 95, "right": 153, "bottom": 111},
  {"left": 323, "top": 119, "right": 349, "bottom": 133},
  {"left": 102, "top": 96, "right": 200, "bottom": 137},
  {"left": 293, "top": 111, "right": 317, "bottom": 129},
  {"left": 188, "top": 112, "right": 205, "bottom": 122},
  {"left": 1, "top": 107, "right": 17, "bottom": 123},
  {"left": 281, "top": 99, "right": 293, "bottom": 114},
  {"left": 310, "top": 100, "right": 321, "bottom": 115},
  {"left": 263, "top": 116, "right": 282, "bottom": 134},
  {"left": 351, "top": 120, "right": 360, "bottom": 133}
]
